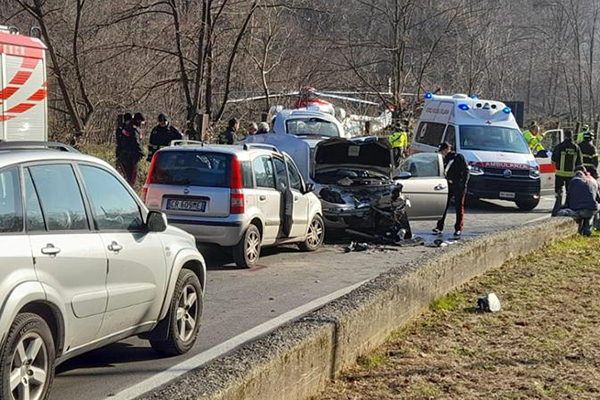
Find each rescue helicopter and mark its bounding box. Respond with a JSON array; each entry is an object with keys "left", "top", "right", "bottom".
[{"left": 226, "top": 85, "right": 399, "bottom": 136}]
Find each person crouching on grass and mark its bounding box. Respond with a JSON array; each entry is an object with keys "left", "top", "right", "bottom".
[{"left": 433, "top": 142, "right": 469, "bottom": 237}]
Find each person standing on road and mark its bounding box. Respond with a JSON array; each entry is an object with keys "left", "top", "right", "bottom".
[
  {"left": 579, "top": 131, "right": 598, "bottom": 171},
  {"left": 119, "top": 112, "right": 145, "bottom": 186},
  {"left": 218, "top": 118, "right": 239, "bottom": 144},
  {"left": 522, "top": 122, "right": 544, "bottom": 154},
  {"left": 389, "top": 121, "right": 409, "bottom": 165},
  {"left": 433, "top": 142, "right": 469, "bottom": 237},
  {"left": 147, "top": 114, "right": 183, "bottom": 161},
  {"left": 565, "top": 166, "right": 599, "bottom": 236},
  {"left": 551, "top": 129, "right": 582, "bottom": 216}
]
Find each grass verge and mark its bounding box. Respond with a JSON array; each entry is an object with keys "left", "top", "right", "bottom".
[{"left": 318, "top": 236, "right": 600, "bottom": 400}]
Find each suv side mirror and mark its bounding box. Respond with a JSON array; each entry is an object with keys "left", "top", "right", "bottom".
[
  {"left": 394, "top": 171, "right": 412, "bottom": 180},
  {"left": 304, "top": 183, "right": 315, "bottom": 193},
  {"left": 146, "top": 211, "right": 168, "bottom": 232}
]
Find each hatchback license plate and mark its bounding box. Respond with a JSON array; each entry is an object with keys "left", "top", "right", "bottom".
[
  {"left": 167, "top": 199, "right": 206, "bottom": 212},
  {"left": 499, "top": 191, "right": 516, "bottom": 199}
]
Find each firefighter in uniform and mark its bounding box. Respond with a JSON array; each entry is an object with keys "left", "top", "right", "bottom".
[
  {"left": 522, "top": 123, "right": 544, "bottom": 154},
  {"left": 576, "top": 124, "right": 590, "bottom": 143},
  {"left": 389, "top": 121, "right": 409, "bottom": 165},
  {"left": 147, "top": 114, "right": 183, "bottom": 161},
  {"left": 579, "top": 131, "right": 598, "bottom": 171},
  {"left": 551, "top": 129, "right": 583, "bottom": 216}
]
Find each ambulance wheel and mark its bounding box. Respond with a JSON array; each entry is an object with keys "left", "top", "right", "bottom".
[{"left": 515, "top": 198, "right": 539, "bottom": 211}]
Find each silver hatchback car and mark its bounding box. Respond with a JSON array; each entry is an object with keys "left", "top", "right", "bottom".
[
  {"left": 143, "top": 142, "right": 324, "bottom": 268},
  {"left": 0, "top": 142, "right": 206, "bottom": 400}
]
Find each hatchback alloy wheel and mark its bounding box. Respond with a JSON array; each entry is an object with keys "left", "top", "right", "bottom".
[
  {"left": 307, "top": 218, "right": 324, "bottom": 248},
  {"left": 245, "top": 229, "right": 261, "bottom": 264},
  {"left": 9, "top": 333, "right": 49, "bottom": 400},
  {"left": 176, "top": 284, "right": 199, "bottom": 342},
  {"left": 299, "top": 214, "right": 325, "bottom": 252}
]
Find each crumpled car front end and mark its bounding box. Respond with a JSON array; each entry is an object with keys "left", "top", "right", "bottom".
[{"left": 313, "top": 137, "right": 410, "bottom": 236}]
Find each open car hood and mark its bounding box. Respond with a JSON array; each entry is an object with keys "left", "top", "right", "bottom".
[{"left": 314, "top": 136, "right": 393, "bottom": 176}]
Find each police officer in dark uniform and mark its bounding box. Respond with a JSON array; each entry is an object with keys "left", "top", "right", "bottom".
[
  {"left": 579, "top": 131, "right": 598, "bottom": 171},
  {"left": 147, "top": 114, "right": 183, "bottom": 161},
  {"left": 551, "top": 129, "right": 583, "bottom": 215},
  {"left": 433, "top": 142, "right": 470, "bottom": 237},
  {"left": 118, "top": 112, "right": 145, "bottom": 186}
]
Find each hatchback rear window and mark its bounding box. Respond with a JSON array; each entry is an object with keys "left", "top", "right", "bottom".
[{"left": 153, "top": 151, "right": 232, "bottom": 187}]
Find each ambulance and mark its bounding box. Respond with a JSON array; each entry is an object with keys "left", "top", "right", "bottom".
[
  {"left": 410, "top": 93, "right": 555, "bottom": 211},
  {"left": 0, "top": 26, "right": 48, "bottom": 142}
]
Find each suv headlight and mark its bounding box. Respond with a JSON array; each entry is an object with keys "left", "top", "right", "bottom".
[
  {"left": 469, "top": 163, "right": 484, "bottom": 176},
  {"left": 529, "top": 166, "right": 540, "bottom": 179}
]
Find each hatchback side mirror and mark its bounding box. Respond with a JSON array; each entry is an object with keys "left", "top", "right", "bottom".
[
  {"left": 394, "top": 171, "right": 412, "bottom": 180},
  {"left": 146, "top": 211, "right": 168, "bottom": 232}
]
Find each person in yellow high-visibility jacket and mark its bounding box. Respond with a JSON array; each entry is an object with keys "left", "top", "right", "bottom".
[
  {"left": 389, "top": 122, "right": 409, "bottom": 165},
  {"left": 522, "top": 123, "right": 544, "bottom": 154},
  {"left": 576, "top": 124, "right": 590, "bottom": 143}
]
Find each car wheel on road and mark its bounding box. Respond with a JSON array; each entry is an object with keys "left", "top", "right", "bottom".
[
  {"left": 150, "top": 269, "right": 203, "bottom": 356},
  {"left": 233, "top": 224, "right": 261, "bottom": 268},
  {"left": 0, "top": 313, "right": 55, "bottom": 400},
  {"left": 515, "top": 198, "right": 540, "bottom": 211},
  {"left": 298, "top": 214, "right": 325, "bottom": 252}
]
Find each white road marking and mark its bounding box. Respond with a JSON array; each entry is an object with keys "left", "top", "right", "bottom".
[
  {"left": 105, "top": 280, "right": 368, "bottom": 400},
  {"left": 524, "top": 214, "right": 551, "bottom": 225}
]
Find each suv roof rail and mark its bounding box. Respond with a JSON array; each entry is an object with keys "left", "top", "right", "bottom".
[
  {"left": 242, "top": 143, "right": 280, "bottom": 153},
  {"left": 0, "top": 141, "right": 80, "bottom": 153},
  {"left": 170, "top": 140, "right": 204, "bottom": 147}
]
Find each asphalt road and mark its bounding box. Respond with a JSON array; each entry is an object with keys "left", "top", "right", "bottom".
[{"left": 50, "top": 196, "right": 555, "bottom": 400}]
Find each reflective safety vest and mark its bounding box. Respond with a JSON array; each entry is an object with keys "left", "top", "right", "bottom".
[
  {"left": 582, "top": 153, "right": 598, "bottom": 169},
  {"left": 522, "top": 130, "right": 544, "bottom": 153},
  {"left": 556, "top": 148, "right": 580, "bottom": 178},
  {"left": 577, "top": 130, "right": 589, "bottom": 143},
  {"left": 389, "top": 131, "right": 408, "bottom": 149}
]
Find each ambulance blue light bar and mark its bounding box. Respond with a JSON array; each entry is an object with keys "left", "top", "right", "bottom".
[
  {"left": 424, "top": 92, "right": 433, "bottom": 99},
  {"left": 458, "top": 104, "right": 470, "bottom": 111},
  {"left": 503, "top": 107, "right": 511, "bottom": 114},
  {"left": 470, "top": 95, "right": 478, "bottom": 99}
]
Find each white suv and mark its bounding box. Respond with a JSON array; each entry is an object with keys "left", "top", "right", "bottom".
[
  {"left": 0, "top": 142, "right": 206, "bottom": 400},
  {"left": 143, "top": 142, "right": 324, "bottom": 268}
]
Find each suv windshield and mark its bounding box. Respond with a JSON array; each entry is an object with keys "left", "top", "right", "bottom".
[
  {"left": 286, "top": 118, "right": 339, "bottom": 137},
  {"left": 153, "top": 151, "right": 231, "bottom": 187},
  {"left": 459, "top": 125, "right": 530, "bottom": 154}
]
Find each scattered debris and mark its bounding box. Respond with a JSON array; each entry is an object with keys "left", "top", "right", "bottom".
[
  {"left": 344, "top": 242, "right": 369, "bottom": 252},
  {"left": 477, "top": 293, "right": 501, "bottom": 312}
]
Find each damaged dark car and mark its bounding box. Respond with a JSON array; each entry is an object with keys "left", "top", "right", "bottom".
[{"left": 313, "top": 136, "right": 413, "bottom": 241}]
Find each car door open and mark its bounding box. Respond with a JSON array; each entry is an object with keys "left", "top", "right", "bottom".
[{"left": 395, "top": 153, "right": 448, "bottom": 220}]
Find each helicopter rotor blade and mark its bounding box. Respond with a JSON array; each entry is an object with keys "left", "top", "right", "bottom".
[{"left": 313, "top": 91, "right": 380, "bottom": 106}]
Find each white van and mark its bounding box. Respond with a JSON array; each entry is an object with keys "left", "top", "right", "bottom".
[{"left": 410, "top": 94, "right": 551, "bottom": 211}]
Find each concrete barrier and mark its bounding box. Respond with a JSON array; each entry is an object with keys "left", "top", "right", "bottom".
[{"left": 138, "top": 218, "right": 578, "bottom": 400}]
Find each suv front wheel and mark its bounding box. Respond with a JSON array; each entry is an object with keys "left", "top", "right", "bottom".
[
  {"left": 233, "top": 224, "right": 261, "bottom": 268},
  {"left": 0, "top": 313, "right": 55, "bottom": 400},
  {"left": 150, "top": 269, "right": 203, "bottom": 356}
]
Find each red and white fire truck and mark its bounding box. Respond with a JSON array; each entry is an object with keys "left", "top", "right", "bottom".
[{"left": 0, "top": 26, "right": 47, "bottom": 142}]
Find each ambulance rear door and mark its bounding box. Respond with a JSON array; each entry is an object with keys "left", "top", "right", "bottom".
[{"left": 410, "top": 101, "right": 453, "bottom": 154}]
